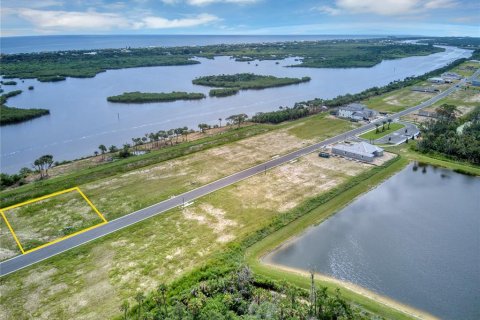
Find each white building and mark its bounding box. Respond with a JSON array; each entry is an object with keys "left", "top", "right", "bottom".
[
  {"left": 338, "top": 103, "right": 378, "bottom": 121},
  {"left": 427, "top": 77, "right": 445, "bottom": 84},
  {"left": 332, "top": 142, "right": 383, "bottom": 162}
]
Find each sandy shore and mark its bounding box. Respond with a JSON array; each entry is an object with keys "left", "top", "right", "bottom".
[{"left": 262, "top": 261, "right": 439, "bottom": 320}]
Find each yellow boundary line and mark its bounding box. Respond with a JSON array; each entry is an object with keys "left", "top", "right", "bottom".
[
  {"left": 0, "top": 210, "right": 25, "bottom": 254},
  {"left": 0, "top": 187, "right": 107, "bottom": 255}
]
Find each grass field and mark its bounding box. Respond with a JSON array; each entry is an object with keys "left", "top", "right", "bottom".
[
  {"left": 0, "top": 143, "right": 377, "bottom": 319},
  {"left": 359, "top": 122, "right": 405, "bottom": 140},
  {"left": 363, "top": 87, "right": 435, "bottom": 113},
  {"left": 1, "top": 189, "right": 105, "bottom": 257}
]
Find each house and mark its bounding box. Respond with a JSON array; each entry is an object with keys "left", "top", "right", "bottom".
[
  {"left": 418, "top": 110, "right": 438, "bottom": 118},
  {"left": 411, "top": 86, "right": 439, "bottom": 93},
  {"left": 338, "top": 103, "right": 378, "bottom": 121},
  {"left": 427, "top": 77, "right": 445, "bottom": 84},
  {"left": 441, "top": 72, "right": 462, "bottom": 81},
  {"left": 332, "top": 142, "right": 383, "bottom": 162}
]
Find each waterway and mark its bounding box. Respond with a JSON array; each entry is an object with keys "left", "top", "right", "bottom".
[
  {"left": 0, "top": 45, "right": 471, "bottom": 173},
  {"left": 266, "top": 163, "right": 480, "bottom": 320}
]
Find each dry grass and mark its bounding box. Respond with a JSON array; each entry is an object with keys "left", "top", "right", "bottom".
[
  {"left": 1, "top": 190, "right": 104, "bottom": 254},
  {"left": 0, "top": 144, "right": 372, "bottom": 319}
]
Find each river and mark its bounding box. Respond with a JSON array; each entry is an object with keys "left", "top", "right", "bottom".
[
  {"left": 265, "top": 163, "right": 480, "bottom": 320},
  {"left": 0, "top": 45, "right": 471, "bottom": 173}
]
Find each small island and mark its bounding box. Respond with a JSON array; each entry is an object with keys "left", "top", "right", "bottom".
[
  {"left": 193, "top": 73, "right": 311, "bottom": 91},
  {"left": 1, "top": 80, "right": 17, "bottom": 85},
  {"left": 209, "top": 88, "right": 239, "bottom": 97},
  {"left": 1, "top": 90, "right": 50, "bottom": 125},
  {"left": 107, "top": 91, "right": 206, "bottom": 103}
]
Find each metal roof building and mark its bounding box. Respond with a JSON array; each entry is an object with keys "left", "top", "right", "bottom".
[{"left": 332, "top": 142, "right": 384, "bottom": 162}]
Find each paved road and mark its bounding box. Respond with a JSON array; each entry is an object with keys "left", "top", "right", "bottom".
[{"left": 1, "top": 68, "right": 478, "bottom": 277}]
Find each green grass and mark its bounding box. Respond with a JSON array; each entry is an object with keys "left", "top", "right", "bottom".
[
  {"left": 3, "top": 190, "right": 104, "bottom": 252},
  {"left": 359, "top": 123, "right": 405, "bottom": 140},
  {"left": 363, "top": 87, "right": 434, "bottom": 113},
  {"left": 106, "top": 91, "right": 206, "bottom": 103},
  {"left": 287, "top": 113, "right": 358, "bottom": 140},
  {"left": 386, "top": 144, "right": 480, "bottom": 176},
  {"left": 0, "top": 125, "right": 273, "bottom": 208}
]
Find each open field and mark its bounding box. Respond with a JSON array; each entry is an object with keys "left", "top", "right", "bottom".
[
  {"left": 0, "top": 114, "right": 354, "bottom": 256},
  {"left": 0, "top": 144, "right": 380, "bottom": 319},
  {"left": 359, "top": 122, "right": 405, "bottom": 140},
  {"left": 1, "top": 189, "right": 105, "bottom": 257},
  {"left": 402, "top": 86, "right": 480, "bottom": 123},
  {"left": 449, "top": 61, "right": 480, "bottom": 77},
  {"left": 363, "top": 86, "right": 435, "bottom": 113}
]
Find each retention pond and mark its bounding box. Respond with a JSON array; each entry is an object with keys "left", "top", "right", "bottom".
[{"left": 265, "top": 163, "right": 480, "bottom": 320}]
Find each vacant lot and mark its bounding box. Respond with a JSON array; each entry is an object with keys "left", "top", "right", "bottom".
[
  {"left": 1, "top": 189, "right": 104, "bottom": 257},
  {"left": 0, "top": 148, "right": 377, "bottom": 320},
  {"left": 363, "top": 87, "right": 436, "bottom": 113}
]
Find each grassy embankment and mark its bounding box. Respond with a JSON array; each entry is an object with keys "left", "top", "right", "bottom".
[
  {"left": 386, "top": 143, "right": 480, "bottom": 176},
  {"left": 193, "top": 73, "right": 311, "bottom": 93},
  {"left": 359, "top": 122, "right": 405, "bottom": 140},
  {"left": 106, "top": 91, "right": 206, "bottom": 103},
  {"left": 0, "top": 90, "right": 50, "bottom": 125},
  {"left": 0, "top": 40, "right": 443, "bottom": 81},
  {"left": 245, "top": 156, "right": 417, "bottom": 320}
]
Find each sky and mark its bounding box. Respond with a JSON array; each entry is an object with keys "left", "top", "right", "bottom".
[{"left": 1, "top": 0, "right": 479, "bottom": 37}]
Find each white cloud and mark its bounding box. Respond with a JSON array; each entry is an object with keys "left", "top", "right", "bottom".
[
  {"left": 16, "top": 9, "right": 130, "bottom": 29},
  {"left": 316, "top": 0, "right": 458, "bottom": 16},
  {"left": 165, "top": 0, "right": 259, "bottom": 6},
  {"left": 312, "top": 6, "right": 341, "bottom": 15},
  {"left": 142, "top": 13, "right": 220, "bottom": 28},
  {"left": 9, "top": 8, "right": 220, "bottom": 31}
]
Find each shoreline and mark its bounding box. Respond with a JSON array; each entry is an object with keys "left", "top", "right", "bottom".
[{"left": 263, "top": 261, "right": 439, "bottom": 320}]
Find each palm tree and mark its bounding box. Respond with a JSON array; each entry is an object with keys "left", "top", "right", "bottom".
[
  {"left": 375, "top": 123, "right": 380, "bottom": 133},
  {"left": 387, "top": 118, "right": 392, "bottom": 129},
  {"left": 218, "top": 118, "right": 222, "bottom": 127},
  {"left": 382, "top": 120, "right": 387, "bottom": 131},
  {"left": 157, "top": 283, "right": 168, "bottom": 316},
  {"left": 94, "top": 151, "right": 99, "bottom": 157},
  {"left": 120, "top": 300, "right": 129, "bottom": 320},
  {"left": 135, "top": 292, "right": 145, "bottom": 320},
  {"left": 98, "top": 144, "right": 107, "bottom": 160}
]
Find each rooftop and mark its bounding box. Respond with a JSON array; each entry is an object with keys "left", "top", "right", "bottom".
[
  {"left": 340, "top": 103, "right": 367, "bottom": 111},
  {"left": 333, "top": 141, "right": 383, "bottom": 157}
]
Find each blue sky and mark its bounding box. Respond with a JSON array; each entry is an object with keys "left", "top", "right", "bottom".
[{"left": 1, "top": 0, "right": 479, "bottom": 37}]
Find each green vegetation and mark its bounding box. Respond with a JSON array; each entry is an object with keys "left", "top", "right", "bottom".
[
  {"left": 0, "top": 90, "right": 50, "bottom": 125},
  {"left": 0, "top": 40, "right": 443, "bottom": 82},
  {"left": 121, "top": 266, "right": 363, "bottom": 320},
  {"left": 0, "top": 125, "right": 273, "bottom": 208},
  {"left": 3, "top": 190, "right": 104, "bottom": 252},
  {"left": 193, "top": 73, "right": 310, "bottom": 90},
  {"left": 252, "top": 106, "right": 309, "bottom": 124},
  {"left": 208, "top": 88, "right": 239, "bottom": 97},
  {"left": 417, "top": 104, "right": 480, "bottom": 164},
  {"left": 299, "top": 55, "right": 472, "bottom": 110},
  {"left": 1, "top": 80, "right": 17, "bottom": 85},
  {"left": 359, "top": 122, "right": 405, "bottom": 140},
  {"left": 417, "top": 37, "right": 480, "bottom": 50},
  {"left": 287, "top": 113, "right": 358, "bottom": 140},
  {"left": 119, "top": 157, "right": 407, "bottom": 320},
  {"left": 107, "top": 91, "right": 206, "bottom": 103}
]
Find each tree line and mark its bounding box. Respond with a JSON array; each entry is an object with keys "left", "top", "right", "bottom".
[{"left": 416, "top": 104, "right": 480, "bottom": 164}]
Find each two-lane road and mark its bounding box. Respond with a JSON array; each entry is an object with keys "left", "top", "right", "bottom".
[{"left": 1, "top": 68, "right": 478, "bottom": 277}]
